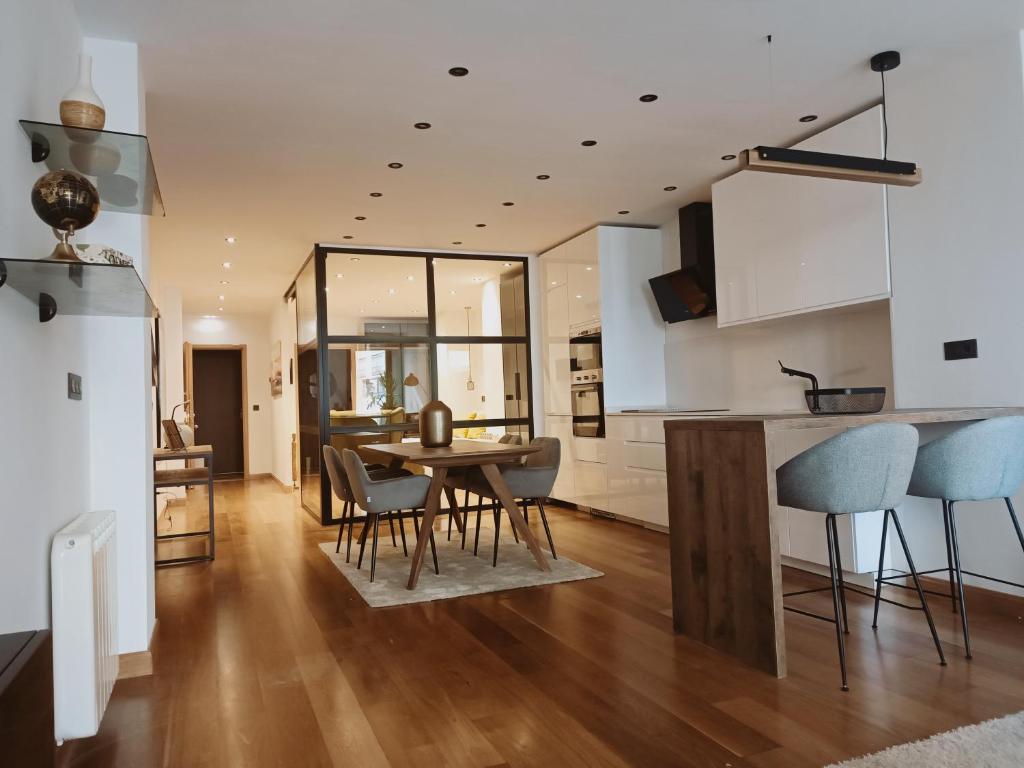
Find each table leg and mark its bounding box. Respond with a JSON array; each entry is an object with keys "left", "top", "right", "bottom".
[
  {"left": 480, "top": 464, "right": 551, "bottom": 572},
  {"left": 444, "top": 486, "right": 465, "bottom": 534},
  {"left": 406, "top": 466, "right": 448, "bottom": 589}
]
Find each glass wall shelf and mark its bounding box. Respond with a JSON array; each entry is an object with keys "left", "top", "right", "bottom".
[
  {"left": 0, "top": 257, "right": 156, "bottom": 322},
  {"left": 19, "top": 120, "right": 164, "bottom": 216}
]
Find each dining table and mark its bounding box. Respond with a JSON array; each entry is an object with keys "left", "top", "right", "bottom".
[{"left": 357, "top": 439, "right": 550, "bottom": 589}]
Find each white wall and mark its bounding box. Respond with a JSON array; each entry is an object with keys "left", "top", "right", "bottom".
[
  {"left": 659, "top": 213, "right": 895, "bottom": 412},
  {"left": 269, "top": 298, "right": 297, "bottom": 486},
  {"left": 883, "top": 31, "right": 1024, "bottom": 595},
  {"left": 183, "top": 313, "right": 274, "bottom": 476},
  {"left": 0, "top": 0, "right": 88, "bottom": 634}
]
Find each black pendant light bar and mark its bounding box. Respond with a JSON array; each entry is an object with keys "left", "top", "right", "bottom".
[{"left": 740, "top": 146, "right": 921, "bottom": 186}]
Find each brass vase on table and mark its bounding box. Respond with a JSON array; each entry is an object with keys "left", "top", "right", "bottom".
[{"left": 419, "top": 400, "right": 452, "bottom": 447}]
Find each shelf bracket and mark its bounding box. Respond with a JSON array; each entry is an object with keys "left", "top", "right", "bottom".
[
  {"left": 0, "top": 259, "right": 6, "bottom": 289},
  {"left": 30, "top": 132, "right": 50, "bottom": 163},
  {"left": 39, "top": 292, "right": 57, "bottom": 323}
]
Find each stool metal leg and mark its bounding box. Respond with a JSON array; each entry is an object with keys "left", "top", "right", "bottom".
[
  {"left": 397, "top": 510, "right": 408, "bottom": 556},
  {"left": 356, "top": 515, "right": 371, "bottom": 570},
  {"left": 947, "top": 501, "right": 972, "bottom": 659},
  {"left": 1006, "top": 497, "right": 1024, "bottom": 556},
  {"left": 336, "top": 500, "right": 349, "bottom": 554},
  {"left": 347, "top": 505, "right": 356, "bottom": 563},
  {"left": 537, "top": 500, "right": 557, "bottom": 559},
  {"left": 428, "top": 523, "right": 439, "bottom": 575},
  {"left": 492, "top": 501, "right": 501, "bottom": 567},
  {"left": 825, "top": 514, "right": 849, "bottom": 691},
  {"left": 871, "top": 508, "right": 890, "bottom": 629},
  {"left": 889, "top": 509, "right": 947, "bottom": 666},
  {"left": 461, "top": 499, "right": 469, "bottom": 550},
  {"left": 369, "top": 516, "right": 381, "bottom": 582},
  {"left": 473, "top": 504, "right": 483, "bottom": 556},
  {"left": 388, "top": 512, "right": 397, "bottom": 547},
  {"left": 942, "top": 500, "right": 958, "bottom": 613},
  {"left": 829, "top": 514, "right": 850, "bottom": 635}
]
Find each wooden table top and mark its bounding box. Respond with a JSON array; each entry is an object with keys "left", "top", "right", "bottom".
[
  {"left": 154, "top": 444, "right": 213, "bottom": 460},
  {"left": 358, "top": 439, "right": 538, "bottom": 468},
  {"left": 663, "top": 407, "right": 1024, "bottom": 433}
]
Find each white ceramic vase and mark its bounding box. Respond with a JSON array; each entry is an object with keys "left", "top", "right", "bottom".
[{"left": 60, "top": 54, "right": 106, "bottom": 131}]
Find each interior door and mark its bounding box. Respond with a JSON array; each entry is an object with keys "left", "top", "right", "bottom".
[{"left": 192, "top": 348, "right": 245, "bottom": 476}]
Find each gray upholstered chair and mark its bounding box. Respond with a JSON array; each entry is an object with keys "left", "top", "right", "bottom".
[
  {"left": 885, "top": 415, "right": 1024, "bottom": 659},
  {"left": 447, "top": 437, "right": 560, "bottom": 567},
  {"left": 446, "top": 433, "right": 523, "bottom": 541},
  {"left": 322, "top": 446, "right": 412, "bottom": 562},
  {"left": 776, "top": 423, "right": 945, "bottom": 691},
  {"left": 339, "top": 448, "right": 436, "bottom": 582}
]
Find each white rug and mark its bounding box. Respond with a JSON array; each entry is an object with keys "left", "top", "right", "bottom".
[
  {"left": 826, "top": 711, "right": 1024, "bottom": 767},
  {"left": 319, "top": 525, "right": 603, "bottom": 607}
]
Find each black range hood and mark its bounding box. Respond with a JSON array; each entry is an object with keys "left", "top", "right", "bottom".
[{"left": 649, "top": 202, "right": 716, "bottom": 323}]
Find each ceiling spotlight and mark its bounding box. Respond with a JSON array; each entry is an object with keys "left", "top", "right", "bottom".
[
  {"left": 799, "top": 114, "right": 818, "bottom": 123},
  {"left": 585, "top": 266, "right": 592, "bottom": 271},
  {"left": 721, "top": 154, "right": 737, "bottom": 161},
  {"left": 343, "top": 235, "right": 353, "bottom": 239},
  {"left": 220, "top": 280, "right": 229, "bottom": 285},
  {"left": 406, "top": 275, "right": 415, "bottom": 281},
  {"left": 388, "top": 162, "right": 403, "bottom": 169},
  {"left": 224, "top": 236, "right": 237, "bottom": 244},
  {"left": 581, "top": 140, "right": 597, "bottom": 147},
  {"left": 218, "top": 294, "right": 225, "bottom": 301},
  {"left": 575, "top": 294, "right": 582, "bottom": 299},
  {"left": 618, "top": 210, "right": 630, "bottom": 215},
  {"left": 336, "top": 273, "right": 344, "bottom": 279},
  {"left": 369, "top": 192, "right": 382, "bottom": 197},
  {"left": 452, "top": 241, "right": 462, "bottom": 245},
  {"left": 354, "top": 216, "right": 366, "bottom": 220},
  {"left": 476, "top": 223, "right": 487, "bottom": 227},
  {"left": 639, "top": 94, "right": 658, "bottom": 102},
  {"left": 536, "top": 174, "right": 550, "bottom": 180},
  {"left": 502, "top": 201, "right": 514, "bottom": 206},
  {"left": 414, "top": 122, "right": 431, "bottom": 129},
  {"left": 371, "top": 299, "right": 379, "bottom": 304},
  {"left": 350, "top": 256, "right": 360, "bottom": 262},
  {"left": 218, "top": 306, "right": 224, "bottom": 311},
  {"left": 449, "top": 289, "right": 457, "bottom": 295},
  {"left": 222, "top": 261, "right": 231, "bottom": 269},
  {"left": 503, "top": 262, "right": 512, "bottom": 267},
  {"left": 448, "top": 66, "right": 469, "bottom": 77},
  {"left": 388, "top": 288, "right": 396, "bottom": 295},
  {"left": 472, "top": 276, "right": 483, "bottom": 283},
  {"left": 551, "top": 281, "right": 557, "bottom": 286},
  {"left": 324, "top": 287, "right": 330, "bottom": 293},
  {"left": 664, "top": 186, "right": 677, "bottom": 191}
]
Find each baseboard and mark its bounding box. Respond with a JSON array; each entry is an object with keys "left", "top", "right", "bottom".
[
  {"left": 244, "top": 472, "right": 272, "bottom": 480},
  {"left": 547, "top": 497, "right": 669, "bottom": 534},
  {"left": 117, "top": 620, "right": 157, "bottom": 680},
  {"left": 271, "top": 474, "right": 295, "bottom": 491}
]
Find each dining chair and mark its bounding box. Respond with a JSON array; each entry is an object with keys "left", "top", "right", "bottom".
[
  {"left": 322, "top": 445, "right": 410, "bottom": 562},
  {"left": 877, "top": 415, "right": 1024, "bottom": 659},
  {"left": 776, "top": 423, "right": 946, "bottom": 691},
  {"left": 341, "top": 449, "right": 437, "bottom": 582},
  {"left": 448, "top": 437, "right": 560, "bottom": 567},
  {"left": 446, "top": 433, "right": 522, "bottom": 541}
]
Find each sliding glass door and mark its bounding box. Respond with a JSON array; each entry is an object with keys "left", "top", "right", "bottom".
[{"left": 293, "top": 247, "right": 533, "bottom": 523}]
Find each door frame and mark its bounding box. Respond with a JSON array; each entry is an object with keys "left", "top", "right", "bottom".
[{"left": 184, "top": 343, "right": 250, "bottom": 477}]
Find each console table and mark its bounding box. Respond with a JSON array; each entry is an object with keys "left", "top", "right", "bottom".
[{"left": 153, "top": 444, "right": 215, "bottom": 566}]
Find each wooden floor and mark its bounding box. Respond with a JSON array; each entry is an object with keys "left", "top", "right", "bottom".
[{"left": 60, "top": 478, "right": 1024, "bottom": 768}]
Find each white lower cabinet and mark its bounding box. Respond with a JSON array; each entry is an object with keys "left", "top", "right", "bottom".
[
  {"left": 606, "top": 416, "right": 670, "bottom": 528},
  {"left": 542, "top": 417, "right": 608, "bottom": 511},
  {"left": 546, "top": 415, "right": 576, "bottom": 501}
]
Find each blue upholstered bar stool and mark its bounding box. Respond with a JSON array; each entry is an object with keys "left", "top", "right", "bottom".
[
  {"left": 776, "top": 423, "right": 946, "bottom": 690},
  {"left": 878, "top": 415, "right": 1024, "bottom": 659}
]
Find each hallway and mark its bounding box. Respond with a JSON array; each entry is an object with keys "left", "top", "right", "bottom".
[{"left": 61, "top": 479, "right": 1024, "bottom": 767}]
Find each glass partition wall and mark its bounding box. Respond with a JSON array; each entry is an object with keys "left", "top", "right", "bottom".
[{"left": 293, "top": 246, "right": 533, "bottom": 523}]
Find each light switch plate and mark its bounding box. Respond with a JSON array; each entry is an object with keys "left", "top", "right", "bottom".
[{"left": 68, "top": 372, "right": 82, "bottom": 400}]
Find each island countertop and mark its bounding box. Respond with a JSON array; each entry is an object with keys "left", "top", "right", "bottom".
[{"left": 663, "top": 405, "right": 1024, "bottom": 678}]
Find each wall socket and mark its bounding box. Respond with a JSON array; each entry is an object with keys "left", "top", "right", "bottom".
[
  {"left": 943, "top": 339, "right": 978, "bottom": 361},
  {"left": 67, "top": 372, "right": 83, "bottom": 400}
]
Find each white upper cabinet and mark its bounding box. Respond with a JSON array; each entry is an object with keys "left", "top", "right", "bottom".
[
  {"left": 542, "top": 254, "right": 572, "bottom": 416},
  {"left": 712, "top": 105, "right": 891, "bottom": 327}
]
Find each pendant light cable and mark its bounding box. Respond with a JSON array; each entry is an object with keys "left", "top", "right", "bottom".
[{"left": 880, "top": 68, "right": 889, "bottom": 159}]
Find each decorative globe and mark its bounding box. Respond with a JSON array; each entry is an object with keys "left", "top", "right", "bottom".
[{"left": 30, "top": 169, "right": 99, "bottom": 233}]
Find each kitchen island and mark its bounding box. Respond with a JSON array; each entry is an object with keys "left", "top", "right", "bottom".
[{"left": 664, "top": 407, "right": 1024, "bottom": 677}]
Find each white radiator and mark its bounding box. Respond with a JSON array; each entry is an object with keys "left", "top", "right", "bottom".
[{"left": 51, "top": 510, "right": 119, "bottom": 743}]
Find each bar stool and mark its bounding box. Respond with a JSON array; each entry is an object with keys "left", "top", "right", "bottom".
[
  {"left": 876, "top": 415, "right": 1024, "bottom": 659},
  {"left": 322, "top": 446, "right": 411, "bottom": 562},
  {"left": 776, "top": 423, "right": 946, "bottom": 691}
]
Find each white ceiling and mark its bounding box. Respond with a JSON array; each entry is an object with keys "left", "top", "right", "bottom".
[{"left": 74, "top": 0, "right": 1024, "bottom": 314}]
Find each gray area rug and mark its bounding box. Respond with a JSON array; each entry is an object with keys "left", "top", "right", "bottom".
[
  {"left": 826, "top": 711, "right": 1024, "bottom": 767},
  {"left": 319, "top": 525, "right": 603, "bottom": 607}
]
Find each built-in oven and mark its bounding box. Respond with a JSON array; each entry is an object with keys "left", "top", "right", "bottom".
[
  {"left": 569, "top": 327, "right": 602, "bottom": 372},
  {"left": 571, "top": 369, "right": 604, "bottom": 438}
]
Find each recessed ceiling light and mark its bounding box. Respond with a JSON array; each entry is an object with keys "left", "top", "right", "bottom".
[
  {"left": 503, "top": 262, "right": 512, "bottom": 267},
  {"left": 448, "top": 66, "right": 469, "bottom": 77},
  {"left": 224, "top": 236, "right": 237, "bottom": 244},
  {"left": 799, "top": 114, "right": 818, "bottom": 123},
  {"left": 721, "top": 154, "right": 737, "bottom": 161},
  {"left": 372, "top": 299, "right": 379, "bottom": 304},
  {"left": 324, "top": 287, "right": 330, "bottom": 293},
  {"left": 575, "top": 294, "right": 582, "bottom": 299},
  {"left": 414, "top": 122, "right": 431, "bottom": 129},
  {"left": 476, "top": 223, "right": 487, "bottom": 227},
  {"left": 581, "top": 140, "right": 597, "bottom": 147},
  {"left": 618, "top": 210, "right": 630, "bottom": 215},
  {"left": 664, "top": 186, "right": 677, "bottom": 191},
  {"left": 218, "top": 294, "right": 225, "bottom": 301},
  {"left": 449, "top": 289, "right": 457, "bottom": 295},
  {"left": 354, "top": 216, "right": 366, "bottom": 220},
  {"left": 551, "top": 281, "right": 557, "bottom": 285},
  {"left": 536, "top": 174, "right": 550, "bottom": 180},
  {"left": 585, "top": 266, "right": 592, "bottom": 271},
  {"left": 220, "top": 280, "right": 229, "bottom": 285},
  {"left": 343, "top": 235, "right": 353, "bottom": 239},
  {"left": 406, "top": 275, "right": 415, "bottom": 281},
  {"left": 218, "top": 306, "right": 224, "bottom": 311},
  {"left": 473, "top": 277, "right": 483, "bottom": 282},
  {"left": 639, "top": 94, "right": 658, "bottom": 102},
  {"left": 388, "top": 288, "right": 396, "bottom": 295},
  {"left": 388, "top": 162, "right": 403, "bottom": 169},
  {"left": 369, "top": 192, "right": 382, "bottom": 197},
  {"left": 222, "top": 261, "right": 231, "bottom": 269},
  {"left": 451, "top": 241, "right": 462, "bottom": 245},
  {"left": 502, "top": 201, "right": 514, "bottom": 206},
  {"left": 336, "top": 273, "right": 344, "bottom": 279},
  {"left": 350, "top": 256, "right": 360, "bottom": 262}
]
